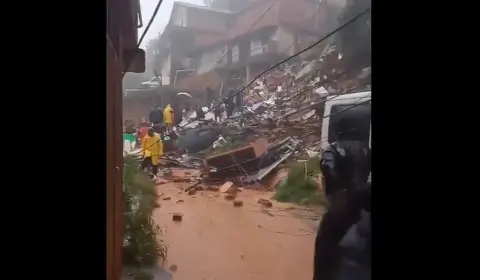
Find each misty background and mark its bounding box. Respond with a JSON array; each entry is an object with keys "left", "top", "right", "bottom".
[{"left": 124, "top": 0, "right": 370, "bottom": 90}]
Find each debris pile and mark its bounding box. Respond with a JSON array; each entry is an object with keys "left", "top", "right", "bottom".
[{"left": 142, "top": 43, "right": 370, "bottom": 193}]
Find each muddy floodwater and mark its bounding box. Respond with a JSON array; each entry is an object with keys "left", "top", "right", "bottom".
[{"left": 152, "top": 182, "right": 322, "bottom": 280}]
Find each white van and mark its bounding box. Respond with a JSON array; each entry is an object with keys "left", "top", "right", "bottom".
[{"left": 321, "top": 91, "right": 371, "bottom": 150}]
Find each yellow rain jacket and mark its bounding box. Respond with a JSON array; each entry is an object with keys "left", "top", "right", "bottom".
[
  {"left": 141, "top": 133, "right": 163, "bottom": 165},
  {"left": 163, "top": 104, "right": 174, "bottom": 125}
]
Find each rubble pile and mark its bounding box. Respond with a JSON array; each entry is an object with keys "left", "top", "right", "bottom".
[{"left": 149, "top": 43, "right": 370, "bottom": 192}]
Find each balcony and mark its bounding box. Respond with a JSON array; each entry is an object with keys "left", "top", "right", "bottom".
[{"left": 249, "top": 41, "right": 283, "bottom": 63}]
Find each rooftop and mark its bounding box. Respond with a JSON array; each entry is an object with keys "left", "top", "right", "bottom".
[{"left": 173, "top": 1, "right": 236, "bottom": 14}]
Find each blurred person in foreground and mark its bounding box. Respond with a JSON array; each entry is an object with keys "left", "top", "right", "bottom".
[
  {"left": 136, "top": 121, "right": 151, "bottom": 147},
  {"left": 313, "top": 116, "right": 371, "bottom": 280},
  {"left": 140, "top": 127, "right": 163, "bottom": 180}
]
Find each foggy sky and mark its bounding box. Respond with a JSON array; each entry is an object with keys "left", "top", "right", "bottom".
[{"left": 139, "top": 0, "right": 204, "bottom": 47}]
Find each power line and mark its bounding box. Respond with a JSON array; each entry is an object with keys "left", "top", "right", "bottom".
[
  {"left": 282, "top": 69, "right": 358, "bottom": 103},
  {"left": 137, "top": 62, "right": 370, "bottom": 154},
  {"left": 180, "top": 6, "right": 371, "bottom": 129},
  {"left": 123, "top": 0, "right": 165, "bottom": 76},
  {"left": 183, "top": 63, "right": 363, "bottom": 128},
  {"left": 134, "top": 89, "right": 370, "bottom": 156},
  {"left": 136, "top": 6, "right": 371, "bottom": 154},
  {"left": 132, "top": 98, "right": 371, "bottom": 158}
]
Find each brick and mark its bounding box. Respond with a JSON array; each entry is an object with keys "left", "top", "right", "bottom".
[
  {"left": 169, "top": 264, "right": 178, "bottom": 272},
  {"left": 219, "top": 181, "right": 234, "bottom": 193},
  {"left": 258, "top": 198, "right": 273, "bottom": 208},
  {"left": 172, "top": 213, "right": 183, "bottom": 222},
  {"left": 233, "top": 200, "right": 243, "bottom": 207}
]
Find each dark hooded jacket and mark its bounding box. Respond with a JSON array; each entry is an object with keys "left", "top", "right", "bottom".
[
  {"left": 336, "top": 209, "right": 371, "bottom": 280},
  {"left": 315, "top": 115, "right": 371, "bottom": 280},
  {"left": 320, "top": 116, "right": 371, "bottom": 196},
  {"left": 149, "top": 107, "right": 163, "bottom": 124},
  {"left": 313, "top": 188, "right": 371, "bottom": 280}
]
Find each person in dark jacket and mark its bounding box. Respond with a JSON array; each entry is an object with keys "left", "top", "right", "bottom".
[
  {"left": 148, "top": 105, "right": 163, "bottom": 126},
  {"left": 314, "top": 187, "right": 371, "bottom": 280},
  {"left": 172, "top": 102, "right": 183, "bottom": 126},
  {"left": 313, "top": 116, "right": 371, "bottom": 280},
  {"left": 235, "top": 88, "right": 243, "bottom": 110},
  {"left": 206, "top": 87, "right": 215, "bottom": 106},
  {"left": 196, "top": 106, "right": 205, "bottom": 120},
  {"left": 213, "top": 103, "right": 225, "bottom": 122},
  {"left": 320, "top": 117, "right": 371, "bottom": 197},
  {"left": 336, "top": 205, "right": 371, "bottom": 280},
  {"left": 224, "top": 90, "right": 235, "bottom": 117}
]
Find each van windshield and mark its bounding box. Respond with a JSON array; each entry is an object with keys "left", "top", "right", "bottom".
[{"left": 328, "top": 102, "right": 371, "bottom": 143}]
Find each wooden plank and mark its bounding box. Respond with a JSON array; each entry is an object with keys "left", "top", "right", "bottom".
[{"left": 106, "top": 34, "right": 124, "bottom": 280}]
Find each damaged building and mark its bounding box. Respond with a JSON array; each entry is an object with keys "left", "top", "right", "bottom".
[{"left": 124, "top": 0, "right": 351, "bottom": 121}]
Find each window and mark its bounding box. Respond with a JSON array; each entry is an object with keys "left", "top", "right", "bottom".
[
  {"left": 251, "top": 40, "right": 267, "bottom": 56},
  {"left": 327, "top": 102, "right": 371, "bottom": 143},
  {"left": 232, "top": 45, "right": 239, "bottom": 62},
  {"left": 174, "top": 7, "right": 187, "bottom": 27}
]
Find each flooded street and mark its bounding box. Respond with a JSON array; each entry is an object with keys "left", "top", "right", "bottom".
[{"left": 152, "top": 182, "right": 322, "bottom": 280}]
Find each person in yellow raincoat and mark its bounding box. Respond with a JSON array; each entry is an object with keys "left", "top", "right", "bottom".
[
  {"left": 163, "top": 104, "right": 174, "bottom": 131},
  {"left": 140, "top": 127, "right": 163, "bottom": 179}
]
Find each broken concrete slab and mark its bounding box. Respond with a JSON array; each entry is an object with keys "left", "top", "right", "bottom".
[
  {"left": 205, "top": 138, "right": 268, "bottom": 168},
  {"left": 155, "top": 178, "right": 171, "bottom": 185},
  {"left": 185, "top": 181, "right": 201, "bottom": 193},
  {"left": 265, "top": 168, "right": 289, "bottom": 190},
  {"left": 219, "top": 181, "right": 235, "bottom": 193}
]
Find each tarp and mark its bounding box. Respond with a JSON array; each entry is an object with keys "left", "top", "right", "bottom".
[{"left": 176, "top": 128, "right": 220, "bottom": 153}]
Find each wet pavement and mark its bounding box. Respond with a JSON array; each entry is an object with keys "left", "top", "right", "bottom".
[
  {"left": 152, "top": 182, "right": 322, "bottom": 280},
  {"left": 122, "top": 267, "right": 172, "bottom": 280}
]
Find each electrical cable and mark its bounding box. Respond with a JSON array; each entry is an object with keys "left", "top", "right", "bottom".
[
  {"left": 179, "top": 6, "right": 371, "bottom": 129},
  {"left": 133, "top": 65, "right": 370, "bottom": 155},
  {"left": 134, "top": 7, "right": 371, "bottom": 156},
  {"left": 135, "top": 91, "right": 370, "bottom": 158},
  {"left": 207, "top": 0, "right": 280, "bottom": 73},
  {"left": 123, "top": 0, "right": 165, "bottom": 76}
]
